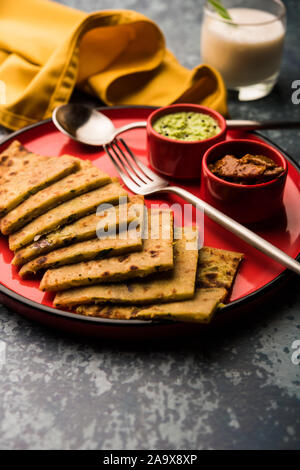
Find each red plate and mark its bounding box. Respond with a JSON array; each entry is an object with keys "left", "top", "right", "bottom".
[{"left": 0, "top": 106, "right": 299, "bottom": 339}]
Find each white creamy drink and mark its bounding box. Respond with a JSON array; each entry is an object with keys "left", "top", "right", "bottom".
[{"left": 201, "top": 8, "right": 285, "bottom": 89}]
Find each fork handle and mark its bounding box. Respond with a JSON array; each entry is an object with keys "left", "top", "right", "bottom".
[{"left": 162, "top": 186, "right": 300, "bottom": 275}]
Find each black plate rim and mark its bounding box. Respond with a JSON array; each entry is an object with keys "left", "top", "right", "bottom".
[{"left": 0, "top": 105, "right": 299, "bottom": 327}]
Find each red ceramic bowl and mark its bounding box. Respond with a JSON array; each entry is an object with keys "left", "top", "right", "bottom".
[
  {"left": 202, "top": 139, "right": 288, "bottom": 225},
  {"left": 147, "top": 104, "right": 227, "bottom": 180}
]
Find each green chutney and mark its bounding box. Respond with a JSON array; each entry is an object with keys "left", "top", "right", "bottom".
[{"left": 153, "top": 112, "right": 221, "bottom": 142}]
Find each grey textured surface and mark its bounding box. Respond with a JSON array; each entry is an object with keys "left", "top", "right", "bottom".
[{"left": 0, "top": 0, "right": 299, "bottom": 450}]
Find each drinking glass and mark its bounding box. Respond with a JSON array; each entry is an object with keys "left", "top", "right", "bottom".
[{"left": 201, "top": 0, "right": 286, "bottom": 101}]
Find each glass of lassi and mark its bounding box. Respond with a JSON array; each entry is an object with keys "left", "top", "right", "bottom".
[{"left": 201, "top": 0, "right": 286, "bottom": 101}]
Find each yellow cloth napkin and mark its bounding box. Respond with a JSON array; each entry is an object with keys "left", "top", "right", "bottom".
[{"left": 0, "top": 0, "right": 227, "bottom": 130}]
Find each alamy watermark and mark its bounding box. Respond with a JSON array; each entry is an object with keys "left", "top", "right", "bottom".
[
  {"left": 291, "top": 340, "right": 300, "bottom": 365},
  {"left": 95, "top": 198, "right": 204, "bottom": 250},
  {"left": 291, "top": 80, "right": 300, "bottom": 104},
  {"left": 0, "top": 80, "right": 6, "bottom": 105}
]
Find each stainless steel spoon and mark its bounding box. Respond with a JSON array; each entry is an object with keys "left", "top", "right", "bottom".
[{"left": 52, "top": 103, "right": 300, "bottom": 146}]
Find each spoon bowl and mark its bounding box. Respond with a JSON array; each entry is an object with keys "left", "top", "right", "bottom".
[{"left": 52, "top": 104, "right": 147, "bottom": 146}]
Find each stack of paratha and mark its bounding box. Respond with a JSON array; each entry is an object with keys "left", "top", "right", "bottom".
[{"left": 0, "top": 141, "right": 244, "bottom": 323}]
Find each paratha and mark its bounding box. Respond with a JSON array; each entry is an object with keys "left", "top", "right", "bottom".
[
  {"left": 1, "top": 164, "right": 111, "bottom": 234},
  {"left": 0, "top": 141, "right": 79, "bottom": 217},
  {"left": 0, "top": 141, "right": 50, "bottom": 183},
  {"left": 40, "top": 209, "right": 174, "bottom": 292},
  {"left": 19, "top": 227, "right": 144, "bottom": 278},
  {"left": 76, "top": 288, "right": 227, "bottom": 324},
  {"left": 54, "top": 228, "right": 198, "bottom": 307},
  {"left": 12, "top": 195, "right": 144, "bottom": 266},
  {"left": 9, "top": 180, "right": 127, "bottom": 251},
  {"left": 197, "top": 246, "right": 244, "bottom": 290}
]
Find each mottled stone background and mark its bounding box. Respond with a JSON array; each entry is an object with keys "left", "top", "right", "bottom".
[{"left": 0, "top": 0, "right": 299, "bottom": 450}]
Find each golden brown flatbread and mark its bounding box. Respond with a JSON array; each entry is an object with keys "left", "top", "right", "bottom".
[
  {"left": 1, "top": 164, "right": 111, "bottom": 234},
  {"left": 40, "top": 209, "right": 174, "bottom": 292},
  {"left": 76, "top": 287, "right": 227, "bottom": 324},
  {"left": 135, "top": 288, "right": 227, "bottom": 323},
  {"left": 0, "top": 141, "right": 49, "bottom": 183},
  {"left": 12, "top": 195, "right": 144, "bottom": 266},
  {"left": 19, "top": 227, "right": 143, "bottom": 278},
  {"left": 197, "top": 246, "right": 244, "bottom": 290},
  {"left": 67, "top": 244, "right": 242, "bottom": 324},
  {"left": 9, "top": 180, "right": 127, "bottom": 251},
  {"left": 0, "top": 141, "right": 79, "bottom": 217},
  {"left": 53, "top": 228, "right": 198, "bottom": 307}
]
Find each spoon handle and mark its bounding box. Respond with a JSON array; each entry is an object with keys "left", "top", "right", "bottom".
[
  {"left": 113, "top": 121, "right": 147, "bottom": 137},
  {"left": 227, "top": 120, "right": 300, "bottom": 130},
  {"left": 113, "top": 119, "right": 300, "bottom": 136}
]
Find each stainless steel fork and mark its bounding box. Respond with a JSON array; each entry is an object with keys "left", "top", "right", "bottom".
[{"left": 104, "top": 138, "right": 300, "bottom": 275}]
